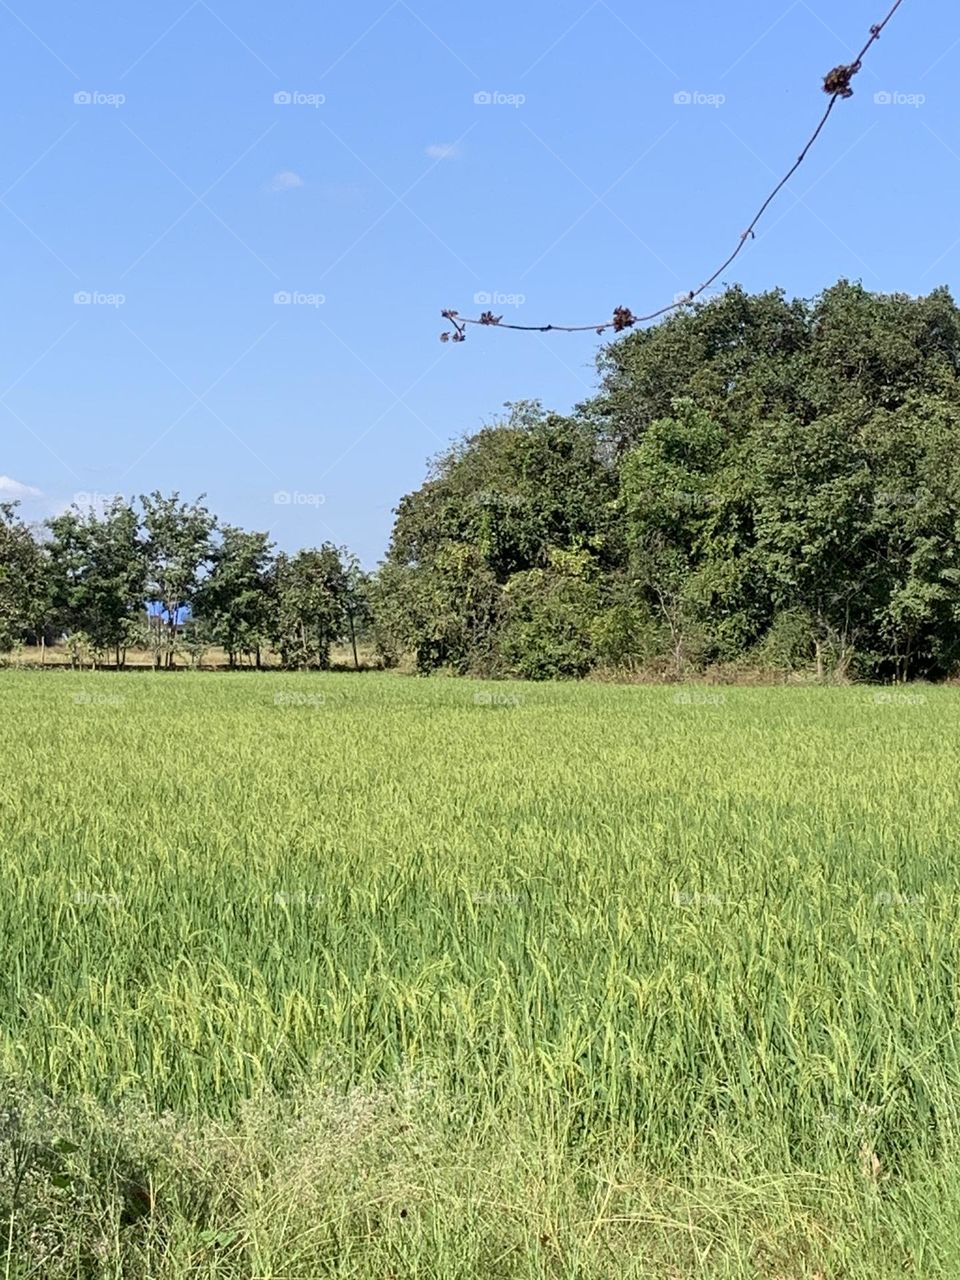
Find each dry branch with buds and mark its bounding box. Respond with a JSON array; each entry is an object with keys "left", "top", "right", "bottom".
[{"left": 441, "top": 1, "right": 907, "bottom": 342}]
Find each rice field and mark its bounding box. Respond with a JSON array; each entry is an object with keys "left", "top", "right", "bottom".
[{"left": 2, "top": 671, "right": 960, "bottom": 1277}]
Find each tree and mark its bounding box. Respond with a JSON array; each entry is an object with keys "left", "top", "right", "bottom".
[
  {"left": 339, "top": 551, "right": 373, "bottom": 670},
  {"left": 619, "top": 400, "right": 738, "bottom": 674},
  {"left": 47, "top": 499, "right": 145, "bottom": 668},
  {"left": 195, "top": 526, "right": 275, "bottom": 668},
  {"left": 498, "top": 549, "right": 600, "bottom": 679},
  {"left": 0, "top": 505, "right": 50, "bottom": 657},
  {"left": 6, "top": 279, "right": 960, "bottom": 684},
  {"left": 858, "top": 393, "right": 960, "bottom": 680},
  {"left": 139, "top": 493, "right": 216, "bottom": 669},
  {"left": 272, "top": 545, "right": 347, "bottom": 670},
  {"left": 381, "top": 403, "right": 618, "bottom": 673},
  {"left": 746, "top": 412, "right": 877, "bottom": 678},
  {"left": 596, "top": 284, "right": 960, "bottom": 679},
  {"left": 590, "top": 287, "right": 810, "bottom": 455}
]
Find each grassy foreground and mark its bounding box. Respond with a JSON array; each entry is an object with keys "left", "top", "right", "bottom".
[{"left": 2, "top": 671, "right": 960, "bottom": 1277}]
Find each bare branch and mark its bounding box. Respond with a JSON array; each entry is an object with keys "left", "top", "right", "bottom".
[{"left": 441, "top": 0, "right": 907, "bottom": 342}]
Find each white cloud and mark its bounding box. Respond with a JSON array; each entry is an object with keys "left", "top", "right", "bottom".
[
  {"left": 0, "top": 475, "right": 42, "bottom": 500},
  {"left": 425, "top": 143, "right": 460, "bottom": 161},
  {"left": 267, "top": 170, "right": 304, "bottom": 192}
]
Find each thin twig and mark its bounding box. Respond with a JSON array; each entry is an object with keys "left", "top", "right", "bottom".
[{"left": 441, "top": 0, "right": 907, "bottom": 341}]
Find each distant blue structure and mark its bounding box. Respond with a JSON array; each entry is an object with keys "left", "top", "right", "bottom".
[{"left": 146, "top": 602, "right": 191, "bottom": 627}]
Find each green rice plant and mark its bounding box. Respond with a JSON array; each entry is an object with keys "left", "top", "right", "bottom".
[{"left": 1, "top": 672, "right": 960, "bottom": 1275}]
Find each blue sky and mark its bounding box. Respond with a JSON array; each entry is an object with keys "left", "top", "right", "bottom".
[{"left": 1, "top": 0, "right": 954, "bottom": 565}]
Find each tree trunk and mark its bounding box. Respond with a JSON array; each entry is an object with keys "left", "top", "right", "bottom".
[{"left": 348, "top": 611, "right": 359, "bottom": 670}]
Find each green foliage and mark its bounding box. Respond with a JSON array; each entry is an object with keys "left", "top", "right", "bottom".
[
  {"left": 382, "top": 403, "right": 617, "bottom": 674},
  {"left": 588, "top": 598, "right": 661, "bottom": 669},
  {"left": 340, "top": 549, "right": 374, "bottom": 669},
  {"left": 499, "top": 566, "right": 598, "bottom": 679},
  {"left": 272, "top": 545, "right": 348, "bottom": 670},
  {"left": 139, "top": 492, "right": 217, "bottom": 669},
  {"left": 64, "top": 629, "right": 93, "bottom": 670},
  {"left": 590, "top": 285, "right": 811, "bottom": 453},
  {"left": 0, "top": 503, "right": 48, "bottom": 652},
  {"left": 47, "top": 498, "right": 146, "bottom": 663},
  {"left": 752, "top": 608, "right": 816, "bottom": 673},
  {"left": 178, "top": 618, "right": 214, "bottom": 669},
  {"left": 370, "top": 284, "right": 960, "bottom": 679},
  {"left": 620, "top": 399, "right": 736, "bottom": 672},
  {"left": 0, "top": 496, "right": 361, "bottom": 672},
  {"left": 196, "top": 525, "right": 275, "bottom": 667}
]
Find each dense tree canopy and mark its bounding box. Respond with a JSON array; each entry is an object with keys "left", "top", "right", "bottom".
[{"left": 381, "top": 281, "right": 960, "bottom": 681}]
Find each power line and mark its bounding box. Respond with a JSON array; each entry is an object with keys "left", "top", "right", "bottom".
[{"left": 441, "top": 0, "right": 908, "bottom": 342}]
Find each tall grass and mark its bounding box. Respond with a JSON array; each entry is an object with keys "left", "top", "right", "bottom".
[{"left": 1, "top": 672, "right": 959, "bottom": 1275}]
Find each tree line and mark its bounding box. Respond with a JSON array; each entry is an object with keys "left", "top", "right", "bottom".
[
  {"left": 0, "top": 493, "right": 371, "bottom": 669},
  {"left": 4, "top": 279, "right": 960, "bottom": 680}
]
